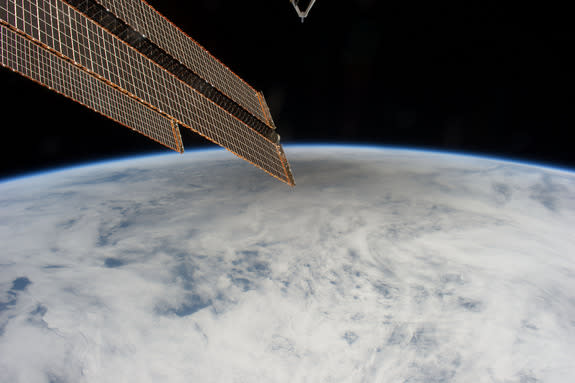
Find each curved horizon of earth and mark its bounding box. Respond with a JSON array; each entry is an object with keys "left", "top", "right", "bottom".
[{"left": 0, "top": 145, "right": 574, "bottom": 383}]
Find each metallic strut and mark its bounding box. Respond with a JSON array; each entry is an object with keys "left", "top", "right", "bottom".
[{"left": 290, "top": 0, "right": 317, "bottom": 22}]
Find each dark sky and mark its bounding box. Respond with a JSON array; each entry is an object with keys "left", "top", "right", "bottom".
[{"left": 1, "top": 0, "right": 574, "bottom": 180}]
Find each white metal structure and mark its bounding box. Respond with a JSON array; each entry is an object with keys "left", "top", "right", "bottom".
[{"left": 290, "top": 0, "right": 317, "bottom": 22}]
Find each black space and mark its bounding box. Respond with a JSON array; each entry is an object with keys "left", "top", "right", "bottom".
[{"left": 1, "top": 1, "right": 574, "bottom": 180}]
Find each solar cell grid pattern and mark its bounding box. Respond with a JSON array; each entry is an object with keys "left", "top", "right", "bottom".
[
  {"left": 0, "top": 23, "right": 181, "bottom": 152},
  {"left": 91, "top": 0, "right": 269, "bottom": 125},
  {"left": 0, "top": 0, "right": 292, "bottom": 184}
]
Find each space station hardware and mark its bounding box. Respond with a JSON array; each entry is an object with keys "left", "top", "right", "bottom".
[
  {"left": 290, "top": 0, "right": 317, "bottom": 22},
  {"left": 0, "top": 0, "right": 295, "bottom": 186}
]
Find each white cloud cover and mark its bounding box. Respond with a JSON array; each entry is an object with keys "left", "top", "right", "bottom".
[{"left": 0, "top": 146, "right": 574, "bottom": 382}]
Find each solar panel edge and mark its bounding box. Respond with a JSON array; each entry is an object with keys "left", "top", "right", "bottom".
[
  {"left": 257, "top": 91, "right": 277, "bottom": 129},
  {"left": 276, "top": 144, "right": 296, "bottom": 187},
  {"left": 170, "top": 119, "right": 184, "bottom": 154}
]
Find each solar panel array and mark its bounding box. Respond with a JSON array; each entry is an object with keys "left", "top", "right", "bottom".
[
  {"left": 0, "top": 24, "right": 182, "bottom": 152},
  {"left": 0, "top": 0, "right": 294, "bottom": 185},
  {"left": 90, "top": 0, "right": 270, "bottom": 125}
]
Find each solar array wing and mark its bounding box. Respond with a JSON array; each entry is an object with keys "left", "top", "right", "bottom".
[
  {"left": 0, "top": 0, "right": 295, "bottom": 185},
  {"left": 0, "top": 24, "right": 182, "bottom": 151}
]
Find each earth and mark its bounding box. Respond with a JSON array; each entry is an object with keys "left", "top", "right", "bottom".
[{"left": 0, "top": 145, "right": 574, "bottom": 383}]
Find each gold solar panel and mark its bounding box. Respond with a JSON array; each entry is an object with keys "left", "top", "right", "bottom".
[
  {"left": 90, "top": 0, "right": 270, "bottom": 125},
  {"left": 0, "top": 0, "right": 294, "bottom": 185},
  {"left": 0, "top": 23, "right": 183, "bottom": 152}
]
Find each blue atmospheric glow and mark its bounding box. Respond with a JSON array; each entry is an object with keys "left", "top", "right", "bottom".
[
  {"left": 0, "top": 146, "right": 229, "bottom": 184},
  {"left": 1, "top": 144, "right": 573, "bottom": 185}
]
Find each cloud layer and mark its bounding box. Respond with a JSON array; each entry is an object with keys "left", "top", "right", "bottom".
[{"left": 0, "top": 146, "right": 574, "bottom": 382}]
